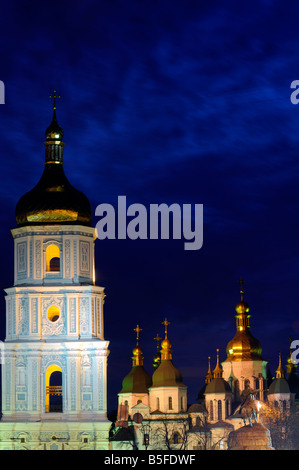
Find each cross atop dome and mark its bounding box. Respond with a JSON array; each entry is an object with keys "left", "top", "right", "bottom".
[
  {"left": 49, "top": 90, "right": 61, "bottom": 110},
  {"left": 162, "top": 318, "right": 170, "bottom": 338}
]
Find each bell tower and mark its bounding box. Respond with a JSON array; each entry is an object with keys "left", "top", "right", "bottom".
[{"left": 0, "top": 95, "right": 110, "bottom": 449}]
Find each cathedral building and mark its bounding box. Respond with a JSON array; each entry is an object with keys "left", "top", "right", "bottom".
[
  {"left": 1, "top": 99, "right": 298, "bottom": 450},
  {"left": 111, "top": 283, "right": 299, "bottom": 450},
  {"left": 0, "top": 98, "right": 111, "bottom": 450}
]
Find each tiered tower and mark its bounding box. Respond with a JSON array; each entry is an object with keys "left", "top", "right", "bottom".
[{"left": 0, "top": 95, "right": 110, "bottom": 450}]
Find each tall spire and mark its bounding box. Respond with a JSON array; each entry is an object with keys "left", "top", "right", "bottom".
[
  {"left": 276, "top": 351, "right": 285, "bottom": 379},
  {"left": 213, "top": 349, "right": 223, "bottom": 379},
  {"left": 205, "top": 356, "right": 213, "bottom": 384}
]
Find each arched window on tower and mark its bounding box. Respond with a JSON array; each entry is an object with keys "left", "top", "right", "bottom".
[
  {"left": 45, "top": 365, "right": 62, "bottom": 413},
  {"left": 46, "top": 245, "right": 60, "bottom": 272},
  {"left": 217, "top": 400, "right": 222, "bottom": 420},
  {"left": 209, "top": 400, "right": 213, "bottom": 421},
  {"left": 168, "top": 396, "right": 173, "bottom": 410}
]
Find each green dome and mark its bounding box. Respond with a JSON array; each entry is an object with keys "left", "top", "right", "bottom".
[
  {"left": 151, "top": 360, "right": 186, "bottom": 388},
  {"left": 268, "top": 378, "right": 290, "bottom": 395},
  {"left": 120, "top": 366, "right": 152, "bottom": 394}
]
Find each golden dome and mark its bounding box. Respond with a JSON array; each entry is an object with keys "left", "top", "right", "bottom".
[
  {"left": 132, "top": 344, "right": 143, "bottom": 357},
  {"left": 225, "top": 330, "right": 262, "bottom": 362},
  {"left": 161, "top": 337, "right": 171, "bottom": 349},
  {"left": 235, "top": 301, "right": 250, "bottom": 314},
  {"left": 224, "top": 280, "right": 263, "bottom": 362}
]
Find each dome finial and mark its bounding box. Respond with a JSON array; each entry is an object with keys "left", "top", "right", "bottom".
[
  {"left": 49, "top": 90, "right": 61, "bottom": 110},
  {"left": 237, "top": 277, "right": 245, "bottom": 302},
  {"left": 134, "top": 324, "right": 142, "bottom": 344},
  {"left": 161, "top": 318, "right": 172, "bottom": 360},
  {"left": 162, "top": 318, "right": 170, "bottom": 338},
  {"left": 153, "top": 333, "right": 162, "bottom": 369},
  {"left": 45, "top": 90, "right": 64, "bottom": 158},
  {"left": 132, "top": 324, "right": 143, "bottom": 366},
  {"left": 213, "top": 349, "right": 223, "bottom": 378},
  {"left": 276, "top": 351, "right": 285, "bottom": 379},
  {"left": 205, "top": 356, "right": 213, "bottom": 384}
]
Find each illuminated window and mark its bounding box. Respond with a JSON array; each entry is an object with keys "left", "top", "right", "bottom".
[
  {"left": 47, "top": 306, "right": 60, "bottom": 322},
  {"left": 45, "top": 365, "right": 62, "bottom": 413},
  {"left": 46, "top": 245, "right": 60, "bottom": 272}
]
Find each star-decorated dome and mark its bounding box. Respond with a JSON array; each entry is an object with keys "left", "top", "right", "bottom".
[{"left": 15, "top": 93, "right": 92, "bottom": 227}]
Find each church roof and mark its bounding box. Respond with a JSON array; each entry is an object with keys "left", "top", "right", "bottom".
[
  {"left": 268, "top": 377, "right": 290, "bottom": 395},
  {"left": 151, "top": 359, "right": 187, "bottom": 388},
  {"left": 150, "top": 318, "right": 186, "bottom": 388},
  {"left": 204, "top": 377, "right": 232, "bottom": 394},
  {"left": 120, "top": 365, "right": 152, "bottom": 394}
]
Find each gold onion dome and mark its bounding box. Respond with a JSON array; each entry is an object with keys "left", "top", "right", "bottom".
[
  {"left": 120, "top": 325, "right": 152, "bottom": 394},
  {"left": 224, "top": 278, "right": 262, "bottom": 362},
  {"left": 15, "top": 93, "right": 91, "bottom": 227},
  {"left": 151, "top": 319, "right": 186, "bottom": 388}
]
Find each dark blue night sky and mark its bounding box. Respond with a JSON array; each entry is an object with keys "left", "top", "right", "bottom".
[{"left": 1, "top": 0, "right": 299, "bottom": 413}]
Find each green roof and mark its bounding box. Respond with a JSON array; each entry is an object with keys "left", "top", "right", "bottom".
[
  {"left": 268, "top": 378, "right": 290, "bottom": 395},
  {"left": 120, "top": 366, "right": 152, "bottom": 394}
]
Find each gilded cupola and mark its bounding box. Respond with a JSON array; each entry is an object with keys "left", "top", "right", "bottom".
[{"left": 224, "top": 278, "right": 263, "bottom": 362}]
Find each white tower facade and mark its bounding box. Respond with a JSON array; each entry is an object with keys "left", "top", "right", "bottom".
[{"left": 0, "top": 102, "right": 111, "bottom": 450}]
